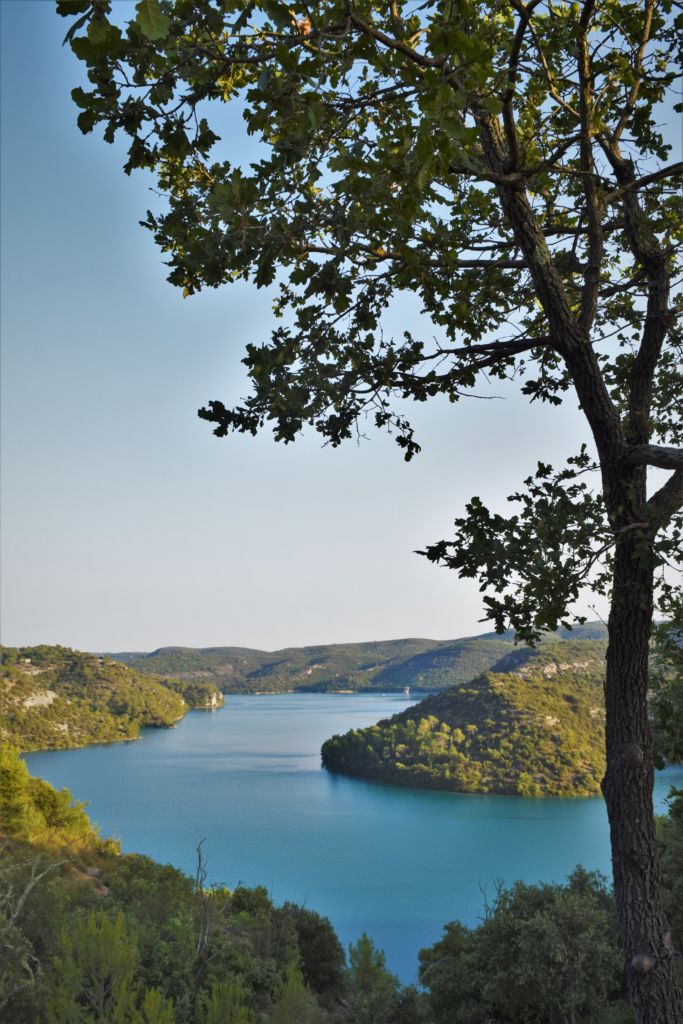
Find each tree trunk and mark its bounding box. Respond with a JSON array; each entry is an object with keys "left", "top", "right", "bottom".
[
  {"left": 479, "top": 105, "right": 683, "bottom": 1024},
  {"left": 603, "top": 530, "right": 683, "bottom": 1023}
]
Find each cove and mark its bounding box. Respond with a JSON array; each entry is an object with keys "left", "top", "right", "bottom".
[{"left": 24, "top": 693, "right": 683, "bottom": 983}]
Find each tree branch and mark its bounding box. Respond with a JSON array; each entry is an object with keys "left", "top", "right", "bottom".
[
  {"left": 611, "top": 0, "right": 657, "bottom": 144},
  {"left": 298, "top": 243, "right": 527, "bottom": 269},
  {"left": 344, "top": 0, "right": 443, "bottom": 70},
  {"left": 503, "top": 0, "right": 543, "bottom": 167},
  {"left": 577, "top": 0, "right": 603, "bottom": 330},
  {"left": 647, "top": 469, "right": 683, "bottom": 522},
  {"left": 527, "top": 19, "right": 580, "bottom": 120},
  {"left": 424, "top": 335, "right": 553, "bottom": 372},
  {"left": 476, "top": 114, "right": 624, "bottom": 461},
  {"left": 526, "top": 133, "right": 582, "bottom": 176},
  {"left": 604, "top": 162, "right": 683, "bottom": 206},
  {"left": 625, "top": 445, "right": 683, "bottom": 471},
  {"left": 601, "top": 142, "right": 672, "bottom": 448}
]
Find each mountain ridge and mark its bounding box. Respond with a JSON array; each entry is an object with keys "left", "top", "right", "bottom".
[{"left": 109, "top": 622, "right": 608, "bottom": 695}]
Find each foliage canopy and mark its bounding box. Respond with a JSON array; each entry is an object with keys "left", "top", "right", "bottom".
[{"left": 58, "top": 0, "right": 682, "bottom": 639}]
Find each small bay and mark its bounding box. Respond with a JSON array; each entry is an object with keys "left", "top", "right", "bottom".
[{"left": 24, "top": 693, "right": 683, "bottom": 983}]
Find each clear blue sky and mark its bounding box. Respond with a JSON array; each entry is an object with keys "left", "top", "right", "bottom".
[{"left": 1, "top": 1, "right": 608, "bottom": 652}]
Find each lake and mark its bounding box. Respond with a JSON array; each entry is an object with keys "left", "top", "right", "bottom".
[{"left": 24, "top": 693, "right": 683, "bottom": 983}]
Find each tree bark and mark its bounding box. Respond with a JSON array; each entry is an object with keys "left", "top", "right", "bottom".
[
  {"left": 477, "top": 109, "right": 682, "bottom": 1022},
  {"left": 603, "top": 521, "right": 683, "bottom": 1023}
]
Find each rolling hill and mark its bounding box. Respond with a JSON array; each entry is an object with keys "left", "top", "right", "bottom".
[
  {"left": 110, "top": 622, "right": 607, "bottom": 695},
  {"left": 0, "top": 646, "right": 223, "bottom": 751},
  {"left": 320, "top": 640, "right": 608, "bottom": 796}
]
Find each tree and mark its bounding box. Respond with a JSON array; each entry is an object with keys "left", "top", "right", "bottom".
[
  {"left": 419, "top": 869, "right": 626, "bottom": 1024},
  {"left": 138, "top": 988, "right": 176, "bottom": 1024},
  {"left": 270, "top": 964, "right": 323, "bottom": 1024},
  {"left": 0, "top": 744, "right": 33, "bottom": 839},
  {"left": 347, "top": 933, "right": 401, "bottom": 1024},
  {"left": 197, "top": 977, "right": 254, "bottom": 1024},
  {"left": 58, "top": 0, "right": 682, "bottom": 1019},
  {"left": 0, "top": 850, "right": 64, "bottom": 1018},
  {"left": 49, "top": 910, "right": 140, "bottom": 1023},
  {"left": 276, "top": 902, "right": 346, "bottom": 1005}
]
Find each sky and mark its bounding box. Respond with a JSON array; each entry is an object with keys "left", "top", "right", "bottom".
[{"left": 0, "top": 0, "right": 613, "bottom": 652}]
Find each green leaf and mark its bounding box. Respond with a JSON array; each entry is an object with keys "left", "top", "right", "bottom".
[
  {"left": 56, "top": 0, "right": 90, "bottom": 15},
  {"left": 77, "top": 108, "right": 98, "bottom": 134},
  {"left": 70, "top": 86, "right": 91, "bottom": 109},
  {"left": 88, "top": 18, "right": 122, "bottom": 46},
  {"left": 135, "top": 0, "right": 171, "bottom": 41},
  {"left": 416, "top": 157, "right": 433, "bottom": 191}
]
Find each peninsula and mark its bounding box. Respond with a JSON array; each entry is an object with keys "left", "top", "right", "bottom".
[{"left": 321, "top": 641, "right": 608, "bottom": 796}]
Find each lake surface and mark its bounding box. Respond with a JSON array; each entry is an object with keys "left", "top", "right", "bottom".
[{"left": 24, "top": 694, "right": 683, "bottom": 983}]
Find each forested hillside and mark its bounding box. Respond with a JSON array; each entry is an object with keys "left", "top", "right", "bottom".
[
  {"left": 0, "top": 746, "right": 400, "bottom": 1023},
  {"left": 3, "top": 745, "right": 681, "bottom": 1022},
  {"left": 111, "top": 623, "right": 607, "bottom": 695},
  {"left": 0, "top": 646, "right": 223, "bottom": 751},
  {"left": 321, "top": 642, "right": 608, "bottom": 796}
]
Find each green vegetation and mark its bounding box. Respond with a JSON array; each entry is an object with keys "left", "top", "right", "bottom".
[
  {"left": 418, "top": 869, "right": 629, "bottom": 1024},
  {"left": 0, "top": 746, "right": 379, "bottom": 1023},
  {"left": 0, "top": 646, "right": 223, "bottom": 752},
  {"left": 659, "top": 790, "right": 683, "bottom": 952},
  {"left": 112, "top": 637, "right": 510, "bottom": 694},
  {"left": 322, "top": 642, "right": 607, "bottom": 796},
  {"left": 3, "top": 744, "right": 683, "bottom": 1022},
  {"left": 0, "top": 743, "right": 102, "bottom": 847},
  {"left": 160, "top": 678, "right": 224, "bottom": 711},
  {"left": 111, "top": 624, "right": 607, "bottom": 696},
  {"left": 418, "top": 800, "right": 683, "bottom": 1023},
  {"left": 650, "top": 615, "right": 683, "bottom": 769}
]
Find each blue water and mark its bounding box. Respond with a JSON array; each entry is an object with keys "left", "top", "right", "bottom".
[{"left": 24, "top": 694, "right": 683, "bottom": 983}]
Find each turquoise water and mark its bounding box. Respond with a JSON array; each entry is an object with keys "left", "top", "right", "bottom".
[{"left": 24, "top": 694, "right": 683, "bottom": 983}]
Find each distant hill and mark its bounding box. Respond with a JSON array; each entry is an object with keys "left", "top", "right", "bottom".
[
  {"left": 110, "top": 622, "right": 608, "bottom": 695},
  {"left": 321, "top": 640, "right": 608, "bottom": 797},
  {"left": 0, "top": 646, "right": 223, "bottom": 752}
]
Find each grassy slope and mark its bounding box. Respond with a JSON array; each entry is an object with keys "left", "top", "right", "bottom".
[
  {"left": 0, "top": 646, "right": 223, "bottom": 752},
  {"left": 321, "top": 641, "right": 608, "bottom": 796}
]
